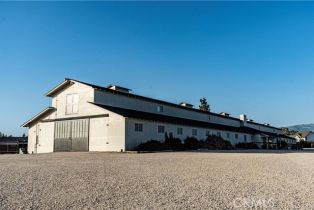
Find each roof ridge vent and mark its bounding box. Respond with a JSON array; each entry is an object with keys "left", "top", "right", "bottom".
[
  {"left": 108, "top": 85, "right": 131, "bottom": 93},
  {"left": 220, "top": 112, "right": 230, "bottom": 117},
  {"left": 179, "top": 102, "right": 194, "bottom": 108}
]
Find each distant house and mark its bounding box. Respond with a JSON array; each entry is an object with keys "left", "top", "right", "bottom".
[{"left": 293, "top": 131, "right": 314, "bottom": 142}]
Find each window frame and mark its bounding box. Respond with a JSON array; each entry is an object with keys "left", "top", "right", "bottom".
[
  {"left": 135, "top": 123, "right": 143, "bottom": 132},
  {"left": 157, "top": 105, "right": 164, "bottom": 113},
  {"left": 66, "top": 93, "right": 79, "bottom": 115},
  {"left": 158, "top": 125, "right": 165, "bottom": 133}
]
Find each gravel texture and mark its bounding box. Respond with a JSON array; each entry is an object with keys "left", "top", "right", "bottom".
[{"left": 1, "top": 151, "right": 314, "bottom": 210}]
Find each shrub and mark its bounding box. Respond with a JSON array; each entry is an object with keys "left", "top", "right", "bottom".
[
  {"left": 201, "top": 135, "right": 232, "bottom": 150},
  {"left": 235, "top": 142, "right": 259, "bottom": 149},
  {"left": 298, "top": 140, "right": 313, "bottom": 148},
  {"left": 262, "top": 144, "right": 275, "bottom": 149},
  {"left": 276, "top": 140, "right": 288, "bottom": 149},
  {"left": 137, "top": 140, "right": 170, "bottom": 151},
  {"left": 184, "top": 137, "right": 199, "bottom": 150},
  {"left": 164, "top": 133, "right": 184, "bottom": 150}
]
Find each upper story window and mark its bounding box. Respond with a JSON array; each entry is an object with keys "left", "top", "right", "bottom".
[
  {"left": 66, "top": 94, "right": 79, "bottom": 115},
  {"left": 158, "top": 125, "right": 165, "bottom": 133},
  {"left": 235, "top": 134, "right": 239, "bottom": 139},
  {"left": 177, "top": 127, "right": 183, "bottom": 135},
  {"left": 227, "top": 133, "right": 230, "bottom": 138},
  {"left": 217, "top": 132, "right": 221, "bottom": 137},
  {"left": 135, "top": 123, "right": 143, "bottom": 132},
  {"left": 157, "top": 105, "right": 164, "bottom": 113},
  {"left": 192, "top": 129, "right": 197, "bottom": 136},
  {"left": 244, "top": 135, "right": 247, "bottom": 142}
]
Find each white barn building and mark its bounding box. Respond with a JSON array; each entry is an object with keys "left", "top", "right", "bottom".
[{"left": 23, "top": 78, "right": 295, "bottom": 153}]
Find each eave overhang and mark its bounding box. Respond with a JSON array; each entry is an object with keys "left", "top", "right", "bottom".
[{"left": 22, "top": 107, "right": 56, "bottom": 127}]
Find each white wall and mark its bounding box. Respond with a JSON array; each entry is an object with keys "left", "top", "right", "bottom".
[
  {"left": 27, "top": 122, "right": 54, "bottom": 154},
  {"left": 246, "top": 122, "right": 281, "bottom": 134},
  {"left": 89, "top": 117, "right": 109, "bottom": 151},
  {"left": 125, "top": 118, "right": 254, "bottom": 150},
  {"left": 49, "top": 82, "right": 105, "bottom": 119},
  {"left": 27, "top": 125, "right": 37, "bottom": 154},
  {"left": 89, "top": 113, "right": 125, "bottom": 152},
  {"left": 36, "top": 122, "right": 54, "bottom": 153}
]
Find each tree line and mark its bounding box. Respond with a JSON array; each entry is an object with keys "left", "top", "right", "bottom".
[{"left": 0, "top": 132, "right": 27, "bottom": 138}]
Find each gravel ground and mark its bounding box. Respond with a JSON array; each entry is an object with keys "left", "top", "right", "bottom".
[{"left": 1, "top": 151, "right": 314, "bottom": 210}]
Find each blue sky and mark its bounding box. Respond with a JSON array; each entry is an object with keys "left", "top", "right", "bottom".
[{"left": 1, "top": 2, "right": 314, "bottom": 136}]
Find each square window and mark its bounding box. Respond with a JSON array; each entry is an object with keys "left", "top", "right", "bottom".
[
  {"left": 135, "top": 123, "right": 143, "bottom": 132},
  {"left": 157, "top": 106, "right": 164, "bottom": 113},
  {"left": 158, "top": 125, "right": 165, "bottom": 133}
]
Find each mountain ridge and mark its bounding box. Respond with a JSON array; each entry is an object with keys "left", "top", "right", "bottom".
[{"left": 287, "top": 124, "right": 314, "bottom": 132}]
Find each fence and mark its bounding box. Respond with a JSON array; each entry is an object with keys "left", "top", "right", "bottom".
[{"left": 0, "top": 141, "right": 27, "bottom": 154}]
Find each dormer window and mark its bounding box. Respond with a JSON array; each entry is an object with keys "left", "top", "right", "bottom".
[
  {"left": 157, "top": 105, "right": 164, "bottom": 113},
  {"left": 66, "top": 94, "right": 79, "bottom": 115}
]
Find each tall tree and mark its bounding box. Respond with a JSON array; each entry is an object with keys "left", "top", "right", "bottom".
[{"left": 199, "top": 97, "right": 210, "bottom": 112}]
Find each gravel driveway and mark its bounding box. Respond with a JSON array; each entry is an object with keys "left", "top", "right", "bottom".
[{"left": 0, "top": 151, "right": 314, "bottom": 209}]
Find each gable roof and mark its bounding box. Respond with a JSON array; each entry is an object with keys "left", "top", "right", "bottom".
[
  {"left": 298, "top": 131, "right": 312, "bottom": 138},
  {"left": 92, "top": 103, "right": 271, "bottom": 135},
  {"left": 22, "top": 107, "right": 56, "bottom": 127},
  {"left": 45, "top": 79, "right": 74, "bottom": 97}
]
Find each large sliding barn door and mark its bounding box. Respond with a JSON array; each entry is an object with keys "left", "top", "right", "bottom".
[{"left": 54, "top": 119, "right": 89, "bottom": 152}]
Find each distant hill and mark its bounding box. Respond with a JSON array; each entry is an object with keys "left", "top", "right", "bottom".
[{"left": 287, "top": 124, "right": 314, "bottom": 132}]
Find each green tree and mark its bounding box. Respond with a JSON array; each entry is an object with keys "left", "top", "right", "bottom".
[{"left": 199, "top": 97, "right": 210, "bottom": 112}]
